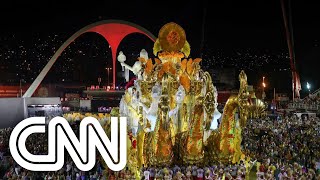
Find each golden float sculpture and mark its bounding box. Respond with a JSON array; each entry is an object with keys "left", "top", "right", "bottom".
[{"left": 115, "top": 22, "right": 266, "bottom": 177}]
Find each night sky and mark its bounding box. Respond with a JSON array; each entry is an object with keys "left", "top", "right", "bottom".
[{"left": 0, "top": 0, "right": 319, "bottom": 96}]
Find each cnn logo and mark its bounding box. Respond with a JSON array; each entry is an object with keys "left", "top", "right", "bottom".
[{"left": 9, "top": 116, "right": 127, "bottom": 171}]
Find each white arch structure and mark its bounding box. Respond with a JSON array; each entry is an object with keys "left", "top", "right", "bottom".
[{"left": 23, "top": 20, "right": 156, "bottom": 97}]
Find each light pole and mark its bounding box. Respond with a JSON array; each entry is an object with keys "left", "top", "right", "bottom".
[
  {"left": 262, "top": 76, "right": 266, "bottom": 100},
  {"left": 106, "top": 67, "right": 112, "bottom": 86},
  {"left": 98, "top": 77, "right": 101, "bottom": 87},
  {"left": 19, "top": 79, "right": 25, "bottom": 97}
]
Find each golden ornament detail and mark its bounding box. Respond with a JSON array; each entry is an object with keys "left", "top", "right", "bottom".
[
  {"left": 166, "top": 30, "right": 180, "bottom": 45},
  {"left": 153, "top": 39, "right": 162, "bottom": 56},
  {"left": 181, "top": 41, "right": 191, "bottom": 57}
]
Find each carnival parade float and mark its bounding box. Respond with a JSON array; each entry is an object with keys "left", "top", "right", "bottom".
[{"left": 104, "top": 22, "right": 266, "bottom": 178}]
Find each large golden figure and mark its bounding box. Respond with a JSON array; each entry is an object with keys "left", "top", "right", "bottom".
[
  {"left": 174, "top": 81, "right": 206, "bottom": 165},
  {"left": 143, "top": 78, "right": 174, "bottom": 166},
  {"left": 116, "top": 22, "right": 266, "bottom": 175},
  {"left": 183, "top": 94, "right": 205, "bottom": 163},
  {"left": 206, "top": 70, "right": 266, "bottom": 164},
  {"left": 218, "top": 70, "right": 250, "bottom": 163}
]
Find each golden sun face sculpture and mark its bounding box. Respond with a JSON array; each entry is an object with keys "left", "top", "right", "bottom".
[
  {"left": 159, "top": 22, "right": 186, "bottom": 52},
  {"left": 153, "top": 22, "right": 191, "bottom": 57}
]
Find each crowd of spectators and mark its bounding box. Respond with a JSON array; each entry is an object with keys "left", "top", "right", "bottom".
[
  {"left": 138, "top": 161, "right": 319, "bottom": 180},
  {"left": 242, "top": 115, "right": 320, "bottom": 168}
]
